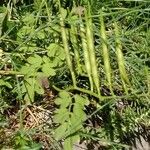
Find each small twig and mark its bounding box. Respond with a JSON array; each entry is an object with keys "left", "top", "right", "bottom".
[{"left": 26, "top": 107, "right": 39, "bottom": 125}]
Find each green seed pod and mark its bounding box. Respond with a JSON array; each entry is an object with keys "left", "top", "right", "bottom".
[
  {"left": 59, "top": 6, "right": 76, "bottom": 87},
  {"left": 114, "top": 22, "right": 130, "bottom": 93},
  {"left": 85, "top": 6, "right": 101, "bottom": 97},
  {"left": 100, "top": 10, "right": 113, "bottom": 95},
  {"left": 80, "top": 21, "right": 94, "bottom": 91}
]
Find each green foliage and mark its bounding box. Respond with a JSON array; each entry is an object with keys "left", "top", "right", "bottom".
[
  {"left": 54, "top": 91, "right": 89, "bottom": 149},
  {"left": 14, "top": 130, "right": 42, "bottom": 150},
  {"left": 19, "top": 44, "right": 65, "bottom": 103},
  {"left": 0, "top": 0, "right": 150, "bottom": 149}
]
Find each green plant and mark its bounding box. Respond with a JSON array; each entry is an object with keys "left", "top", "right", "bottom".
[
  {"left": 54, "top": 91, "right": 89, "bottom": 149},
  {"left": 14, "top": 130, "right": 42, "bottom": 150},
  {"left": 0, "top": 0, "right": 150, "bottom": 149}
]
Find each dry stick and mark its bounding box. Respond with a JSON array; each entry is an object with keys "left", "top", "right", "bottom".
[
  {"left": 114, "top": 22, "right": 130, "bottom": 94},
  {"left": 26, "top": 107, "right": 39, "bottom": 125},
  {"left": 85, "top": 6, "right": 101, "bottom": 98},
  {"left": 59, "top": 7, "right": 76, "bottom": 87},
  {"left": 100, "top": 10, "right": 114, "bottom": 95},
  {"left": 80, "top": 21, "right": 94, "bottom": 91}
]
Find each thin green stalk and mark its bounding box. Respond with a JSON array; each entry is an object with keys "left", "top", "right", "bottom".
[
  {"left": 99, "top": 10, "right": 113, "bottom": 95},
  {"left": 19, "top": 105, "right": 27, "bottom": 130},
  {"left": 145, "top": 67, "right": 150, "bottom": 94},
  {"left": 85, "top": 5, "right": 101, "bottom": 97},
  {"left": 45, "top": 0, "right": 52, "bottom": 23},
  {"left": 35, "top": 0, "right": 46, "bottom": 25},
  {"left": 0, "top": 70, "right": 24, "bottom": 75},
  {"left": 59, "top": 4, "right": 76, "bottom": 87},
  {"left": 53, "top": 85, "right": 149, "bottom": 102},
  {"left": 114, "top": 22, "right": 130, "bottom": 94}
]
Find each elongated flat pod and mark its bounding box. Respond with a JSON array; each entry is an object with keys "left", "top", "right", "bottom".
[
  {"left": 59, "top": 7, "right": 76, "bottom": 87},
  {"left": 100, "top": 10, "right": 113, "bottom": 95},
  {"left": 114, "top": 22, "right": 130, "bottom": 93},
  {"left": 80, "top": 20, "right": 94, "bottom": 91},
  {"left": 85, "top": 6, "right": 100, "bottom": 97},
  {"left": 70, "top": 24, "right": 82, "bottom": 74}
]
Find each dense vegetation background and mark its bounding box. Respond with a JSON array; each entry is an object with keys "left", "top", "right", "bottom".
[{"left": 0, "top": 0, "right": 150, "bottom": 149}]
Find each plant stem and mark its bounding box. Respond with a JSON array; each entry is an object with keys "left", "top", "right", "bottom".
[{"left": 0, "top": 70, "right": 24, "bottom": 76}]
